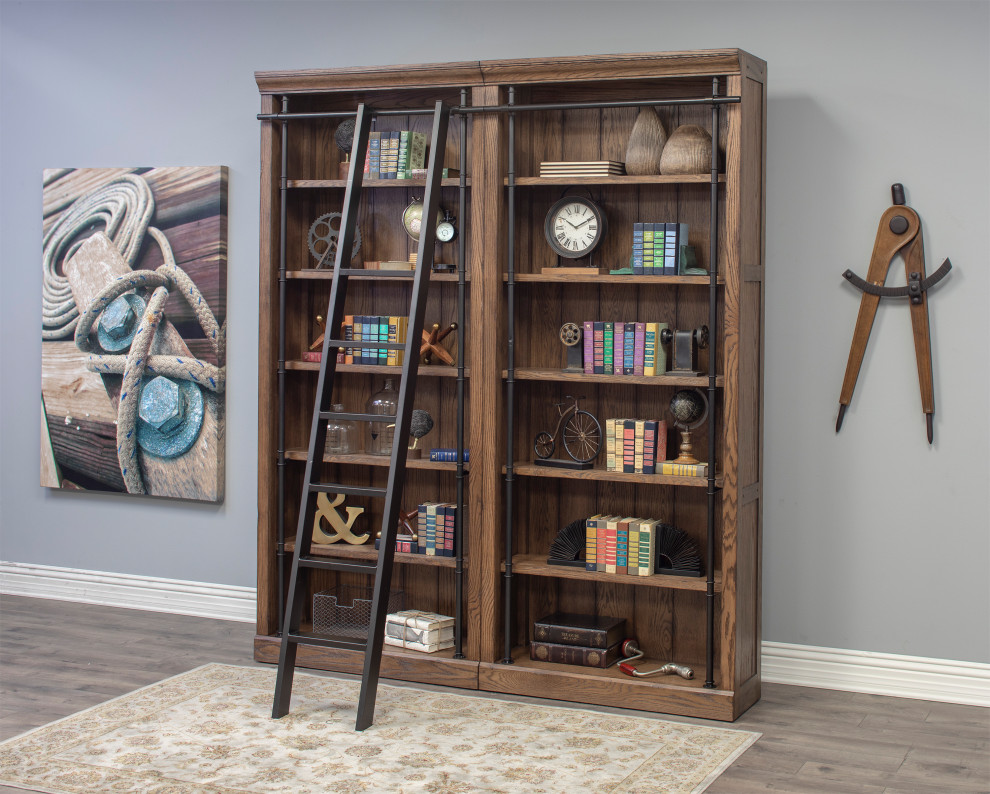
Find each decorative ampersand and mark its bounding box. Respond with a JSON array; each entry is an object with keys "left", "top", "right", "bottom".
[{"left": 313, "top": 492, "right": 368, "bottom": 544}]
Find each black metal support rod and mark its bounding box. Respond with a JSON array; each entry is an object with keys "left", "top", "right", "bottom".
[
  {"left": 256, "top": 95, "right": 741, "bottom": 122},
  {"left": 705, "top": 77, "right": 720, "bottom": 690},
  {"left": 454, "top": 87, "right": 468, "bottom": 660},
  {"left": 276, "top": 95, "right": 289, "bottom": 637},
  {"left": 501, "top": 86, "right": 516, "bottom": 665}
]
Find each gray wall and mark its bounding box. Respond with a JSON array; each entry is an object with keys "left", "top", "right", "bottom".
[{"left": 1, "top": 1, "right": 987, "bottom": 664}]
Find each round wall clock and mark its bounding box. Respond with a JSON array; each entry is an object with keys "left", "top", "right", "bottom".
[{"left": 544, "top": 196, "right": 607, "bottom": 259}]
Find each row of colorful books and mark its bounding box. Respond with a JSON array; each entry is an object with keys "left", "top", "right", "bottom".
[
  {"left": 530, "top": 612, "right": 626, "bottom": 668},
  {"left": 605, "top": 418, "right": 667, "bottom": 474},
  {"left": 365, "top": 130, "right": 427, "bottom": 180},
  {"left": 585, "top": 515, "right": 664, "bottom": 576},
  {"left": 342, "top": 315, "right": 408, "bottom": 365},
  {"left": 374, "top": 502, "right": 457, "bottom": 556},
  {"left": 584, "top": 320, "right": 668, "bottom": 376},
  {"left": 632, "top": 222, "right": 688, "bottom": 275}
]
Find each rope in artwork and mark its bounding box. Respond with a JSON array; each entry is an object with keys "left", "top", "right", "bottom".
[
  {"left": 42, "top": 174, "right": 154, "bottom": 339},
  {"left": 43, "top": 174, "right": 226, "bottom": 493}
]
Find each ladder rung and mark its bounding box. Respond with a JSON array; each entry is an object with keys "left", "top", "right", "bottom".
[
  {"left": 286, "top": 631, "right": 367, "bottom": 652},
  {"left": 319, "top": 411, "right": 397, "bottom": 423},
  {"left": 328, "top": 340, "right": 405, "bottom": 350},
  {"left": 309, "top": 482, "right": 388, "bottom": 498},
  {"left": 299, "top": 556, "right": 378, "bottom": 575},
  {"left": 339, "top": 268, "right": 415, "bottom": 279}
]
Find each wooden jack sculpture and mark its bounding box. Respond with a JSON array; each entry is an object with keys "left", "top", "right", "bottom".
[
  {"left": 420, "top": 322, "right": 457, "bottom": 365},
  {"left": 836, "top": 184, "right": 952, "bottom": 444}
]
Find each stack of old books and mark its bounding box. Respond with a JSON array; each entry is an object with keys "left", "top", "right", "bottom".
[
  {"left": 385, "top": 609, "right": 455, "bottom": 653},
  {"left": 529, "top": 612, "right": 627, "bottom": 668},
  {"left": 539, "top": 160, "right": 625, "bottom": 178}
]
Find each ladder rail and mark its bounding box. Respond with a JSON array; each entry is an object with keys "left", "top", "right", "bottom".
[
  {"left": 355, "top": 100, "right": 452, "bottom": 731},
  {"left": 272, "top": 103, "right": 373, "bottom": 718},
  {"left": 272, "top": 100, "right": 453, "bottom": 732}
]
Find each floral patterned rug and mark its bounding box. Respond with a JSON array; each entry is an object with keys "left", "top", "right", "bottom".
[{"left": 0, "top": 663, "right": 759, "bottom": 793}]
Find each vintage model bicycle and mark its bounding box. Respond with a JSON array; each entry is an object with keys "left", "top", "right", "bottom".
[{"left": 534, "top": 395, "right": 602, "bottom": 464}]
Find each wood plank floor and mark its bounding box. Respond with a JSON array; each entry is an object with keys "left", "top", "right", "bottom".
[{"left": 1, "top": 595, "right": 987, "bottom": 793}]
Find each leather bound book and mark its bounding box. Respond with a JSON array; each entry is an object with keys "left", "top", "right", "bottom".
[
  {"left": 532, "top": 612, "right": 626, "bottom": 649},
  {"left": 530, "top": 639, "right": 623, "bottom": 668}
]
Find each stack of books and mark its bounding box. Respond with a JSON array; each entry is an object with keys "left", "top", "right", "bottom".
[
  {"left": 385, "top": 609, "right": 455, "bottom": 653},
  {"left": 632, "top": 222, "right": 688, "bottom": 275},
  {"left": 583, "top": 320, "right": 668, "bottom": 375},
  {"left": 539, "top": 160, "right": 625, "bottom": 178},
  {"left": 605, "top": 418, "right": 667, "bottom": 474},
  {"left": 584, "top": 516, "right": 659, "bottom": 576},
  {"left": 530, "top": 612, "right": 626, "bottom": 668}
]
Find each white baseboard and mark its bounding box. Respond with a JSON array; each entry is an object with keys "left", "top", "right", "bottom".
[
  {"left": 0, "top": 561, "right": 256, "bottom": 623},
  {"left": 761, "top": 640, "right": 990, "bottom": 707},
  {"left": 2, "top": 562, "right": 987, "bottom": 707}
]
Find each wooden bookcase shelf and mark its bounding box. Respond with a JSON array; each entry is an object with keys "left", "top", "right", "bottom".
[
  {"left": 288, "top": 178, "right": 469, "bottom": 189},
  {"left": 506, "top": 367, "right": 721, "bottom": 387},
  {"left": 508, "top": 461, "right": 721, "bottom": 488},
  {"left": 285, "top": 537, "right": 461, "bottom": 568},
  {"left": 256, "top": 49, "right": 765, "bottom": 722},
  {"left": 287, "top": 270, "right": 467, "bottom": 282},
  {"left": 508, "top": 272, "right": 723, "bottom": 285},
  {"left": 506, "top": 554, "right": 720, "bottom": 592},
  {"left": 510, "top": 174, "right": 725, "bottom": 186},
  {"left": 284, "top": 362, "right": 467, "bottom": 377},
  {"left": 284, "top": 449, "right": 468, "bottom": 472}
]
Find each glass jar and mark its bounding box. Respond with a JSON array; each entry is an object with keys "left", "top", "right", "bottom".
[
  {"left": 324, "top": 404, "right": 358, "bottom": 456},
  {"left": 366, "top": 378, "right": 398, "bottom": 456}
]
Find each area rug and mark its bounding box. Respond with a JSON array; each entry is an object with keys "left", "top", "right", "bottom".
[{"left": 0, "top": 663, "right": 759, "bottom": 793}]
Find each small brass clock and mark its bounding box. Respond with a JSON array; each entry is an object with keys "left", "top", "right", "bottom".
[{"left": 544, "top": 196, "right": 607, "bottom": 259}]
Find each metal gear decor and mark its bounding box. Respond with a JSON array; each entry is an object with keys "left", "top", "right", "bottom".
[{"left": 308, "top": 212, "right": 362, "bottom": 269}]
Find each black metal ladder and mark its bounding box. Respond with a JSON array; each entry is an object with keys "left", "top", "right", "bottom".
[{"left": 272, "top": 100, "right": 451, "bottom": 731}]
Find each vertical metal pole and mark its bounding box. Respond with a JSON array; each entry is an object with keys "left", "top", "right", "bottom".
[
  {"left": 501, "top": 86, "right": 516, "bottom": 664},
  {"left": 276, "top": 95, "right": 289, "bottom": 636},
  {"left": 705, "top": 77, "right": 720, "bottom": 689},
  {"left": 454, "top": 88, "right": 468, "bottom": 659}
]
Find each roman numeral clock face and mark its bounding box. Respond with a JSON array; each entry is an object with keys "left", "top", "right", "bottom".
[{"left": 544, "top": 197, "right": 607, "bottom": 259}]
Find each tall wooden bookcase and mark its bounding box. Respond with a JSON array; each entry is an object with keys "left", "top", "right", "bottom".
[{"left": 256, "top": 49, "right": 766, "bottom": 721}]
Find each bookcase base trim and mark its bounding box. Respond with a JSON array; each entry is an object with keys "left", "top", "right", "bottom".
[
  {"left": 477, "top": 658, "right": 758, "bottom": 722},
  {"left": 253, "top": 636, "right": 480, "bottom": 690}
]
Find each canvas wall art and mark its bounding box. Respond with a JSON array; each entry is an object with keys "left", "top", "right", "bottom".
[{"left": 40, "top": 167, "right": 227, "bottom": 503}]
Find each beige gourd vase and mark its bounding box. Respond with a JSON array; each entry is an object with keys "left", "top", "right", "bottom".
[
  {"left": 659, "top": 125, "right": 712, "bottom": 175},
  {"left": 624, "top": 107, "right": 667, "bottom": 175}
]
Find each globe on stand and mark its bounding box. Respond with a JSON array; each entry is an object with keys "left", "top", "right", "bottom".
[{"left": 668, "top": 389, "right": 709, "bottom": 465}]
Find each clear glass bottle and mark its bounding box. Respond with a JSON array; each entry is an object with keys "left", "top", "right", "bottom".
[
  {"left": 324, "top": 404, "right": 358, "bottom": 456},
  {"left": 366, "top": 379, "right": 397, "bottom": 456}
]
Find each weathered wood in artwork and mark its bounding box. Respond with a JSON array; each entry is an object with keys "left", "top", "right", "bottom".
[
  {"left": 41, "top": 166, "right": 226, "bottom": 503},
  {"left": 255, "top": 50, "right": 765, "bottom": 720},
  {"left": 40, "top": 397, "right": 61, "bottom": 489},
  {"left": 57, "top": 232, "right": 223, "bottom": 502}
]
